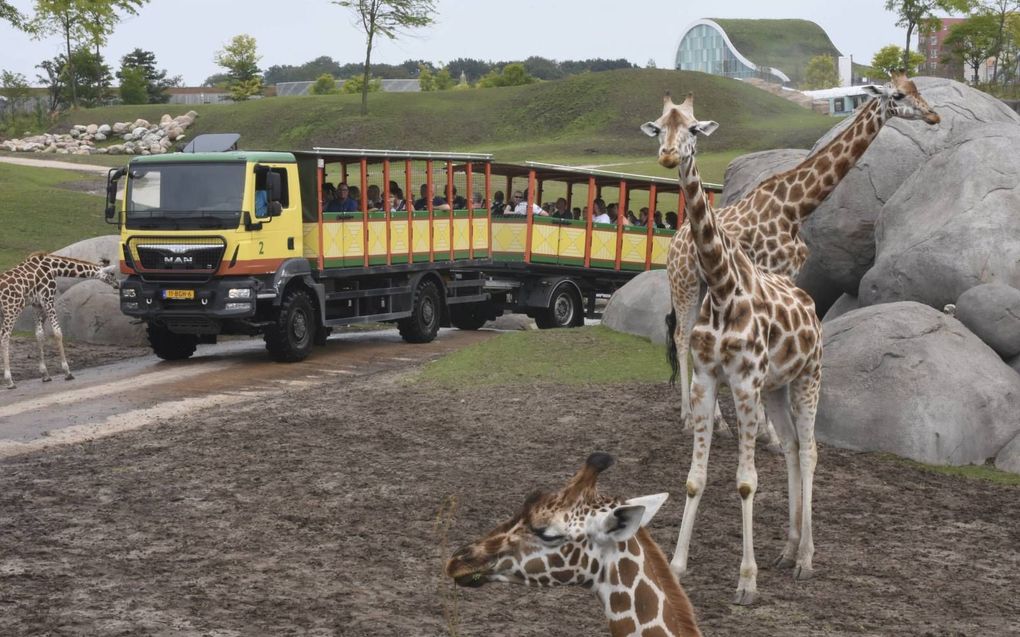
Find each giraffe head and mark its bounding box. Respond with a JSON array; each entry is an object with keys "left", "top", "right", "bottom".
[
  {"left": 446, "top": 452, "right": 668, "bottom": 589},
  {"left": 95, "top": 258, "right": 120, "bottom": 289},
  {"left": 640, "top": 92, "right": 719, "bottom": 169},
  {"left": 862, "top": 71, "right": 940, "bottom": 125}
]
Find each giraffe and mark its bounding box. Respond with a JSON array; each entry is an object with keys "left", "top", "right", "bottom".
[
  {"left": 641, "top": 93, "right": 823, "bottom": 605},
  {"left": 446, "top": 452, "right": 702, "bottom": 637},
  {"left": 665, "top": 72, "right": 940, "bottom": 441},
  {"left": 1, "top": 252, "right": 119, "bottom": 389}
]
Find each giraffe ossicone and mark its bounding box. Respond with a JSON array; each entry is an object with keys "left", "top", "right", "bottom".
[
  {"left": 446, "top": 452, "right": 703, "bottom": 637},
  {"left": 642, "top": 92, "right": 824, "bottom": 605},
  {"left": 1, "top": 252, "right": 119, "bottom": 389}
]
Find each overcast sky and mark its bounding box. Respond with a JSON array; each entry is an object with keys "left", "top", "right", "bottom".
[{"left": 1, "top": 0, "right": 944, "bottom": 86}]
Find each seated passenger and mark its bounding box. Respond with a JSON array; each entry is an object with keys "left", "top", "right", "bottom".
[
  {"left": 654, "top": 210, "right": 666, "bottom": 229},
  {"left": 471, "top": 191, "right": 484, "bottom": 210},
  {"left": 322, "top": 182, "right": 337, "bottom": 207},
  {"left": 572, "top": 206, "right": 581, "bottom": 220},
  {"left": 506, "top": 191, "right": 548, "bottom": 216},
  {"left": 255, "top": 188, "right": 269, "bottom": 218},
  {"left": 553, "top": 197, "right": 572, "bottom": 219},
  {"left": 591, "top": 199, "right": 610, "bottom": 224},
  {"left": 388, "top": 187, "right": 408, "bottom": 211},
  {"left": 349, "top": 185, "right": 361, "bottom": 209},
  {"left": 366, "top": 184, "right": 382, "bottom": 210},
  {"left": 449, "top": 186, "right": 467, "bottom": 210},
  {"left": 413, "top": 183, "right": 451, "bottom": 211},
  {"left": 665, "top": 211, "right": 678, "bottom": 230},
  {"left": 325, "top": 183, "right": 358, "bottom": 212},
  {"left": 491, "top": 191, "right": 506, "bottom": 216}
]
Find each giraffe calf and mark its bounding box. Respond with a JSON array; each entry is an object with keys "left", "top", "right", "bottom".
[{"left": 1, "top": 252, "right": 119, "bottom": 389}]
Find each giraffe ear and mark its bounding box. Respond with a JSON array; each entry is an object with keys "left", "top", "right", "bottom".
[
  {"left": 692, "top": 120, "right": 719, "bottom": 137},
  {"left": 600, "top": 493, "right": 670, "bottom": 543},
  {"left": 861, "top": 84, "right": 886, "bottom": 97},
  {"left": 624, "top": 492, "right": 669, "bottom": 527},
  {"left": 640, "top": 122, "right": 661, "bottom": 137}
]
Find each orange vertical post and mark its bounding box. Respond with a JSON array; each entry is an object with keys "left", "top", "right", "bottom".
[
  {"left": 583, "top": 176, "right": 595, "bottom": 269},
  {"left": 524, "top": 168, "right": 536, "bottom": 264},
  {"left": 645, "top": 185, "right": 657, "bottom": 270},
  {"left": 383, "top": 159, "right": 392, "bottom": 266},
  {"left": 485, "top": 162, "right": 493, "bottom": 259},
  {"left": 446, "top": 160, "right": 455, "bottom": 261},
  {"left": 316, "top": 158, "right": 325, "bottom": 271},
  {"left": 466, "top": 162, "right": 474, "bottom": 260},
  {"left": 426, "top": 160, "right": 435, "bottom": 262},
  {"left": 361, "top": 158, "right": 369, "bottom": 267},
  {"left": 614, "top": 180, "right": 627, "bottom": 271},
  {"left": 405, "top": 159, "right": 413, "bottom": 264}
]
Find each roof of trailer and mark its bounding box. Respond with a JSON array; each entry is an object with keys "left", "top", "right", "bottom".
[
  {"left": 131, "top": 151, "right": 296, "bottom": 164},
  {"left": 298, "top": 147, "right": 493, "bottom": 162},
  {"left": 489, "top": 161, "right": 723, "bottom": 193}
]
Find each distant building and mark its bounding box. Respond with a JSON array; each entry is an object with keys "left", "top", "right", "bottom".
[
  {"left": 918, "top": 17, "right": 966, "bottom": 80},
  {"left": 801, "top": 86, "right": 872, "bottom": 116},
  {"left": 675, "top": 19, "right": 790, "bottom": 84},
  {"left": 167, "top": 87, "right": 233, "bottom": 105},
  {"left": 275, "top": 79, "right": 421, "bottom": 96}
]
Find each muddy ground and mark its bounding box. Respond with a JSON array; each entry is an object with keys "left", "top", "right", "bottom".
[{"left": 1, "top": 334, "right": 1018, "bottom": 636}]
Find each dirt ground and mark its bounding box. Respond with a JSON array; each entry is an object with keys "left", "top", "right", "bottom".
[
  {"left": 3, "top": 336, "right": 151, "bottom": 386},
  {"left": 1, "top": 335, "right": 1018, "bottom": 637}
]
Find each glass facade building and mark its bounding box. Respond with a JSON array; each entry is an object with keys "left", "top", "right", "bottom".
[{"left": 674, "top": 20, "right": 789, "bottom": 84}]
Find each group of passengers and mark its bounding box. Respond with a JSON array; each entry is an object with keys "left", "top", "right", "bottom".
[
  {"left": 490, "top": 190, "right": 679, "bottom": 229},
  {"left": 323, "top": 180, "right": 484, "bottom": 213}
]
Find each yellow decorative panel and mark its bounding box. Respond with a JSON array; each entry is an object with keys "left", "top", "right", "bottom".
[
  {"left": 652, "top": 235, "right": 671, "bottom": 265},
  {"left": 390, "top": 220, "right": 409, "bottom": 254},
  {"left": 302, "top": 223, "right": 319, "bottom": 260},
  {"left": 590, "top": 230, "right": 618, "bottom": 261},
  {"left": 323, "top": 221, "right": 343, "bottom": 259},
  {"left": 433, "top": 219, "right": 451, "bottom": 253},
  {"left": 342, "top": 221, "right": 365, "bottom": 258},
  {"left": 492, "top": 222, "right": 526, "bottom": 253},
  {"left": 413, "top": 219, "right": 431, "bottom": 253},
  {"left": 531, "top": 225, "right": 558, "bottom": 256},
  {"left": 453, "top": 219, "right": 471, "bottom": 251},
  {"left": 472, "top": 219, "right": 489, "bottom": 250},
  {"left": 621, "top": 234, "right": 647, "bottom": 263},
  {"left": 368, "top": 221, "right": 387, "bottom": 257},
  {"left": 559, "top": 226, "right": 586, "bottom": 259}
]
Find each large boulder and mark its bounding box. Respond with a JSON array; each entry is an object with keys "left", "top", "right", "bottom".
[
  {"left": 822, "top": 293, "right": 859, "bottom": 323},
  {"left": 601, "top": 269, "right": 671, "bottom": 345},
  {"left": 56, "top": 280, "right": 145, "bottom": 346},
  {"left": 859, "top": 123, "right": 1020, "bottom": 310},
  {"left": 719, "top": 149, "right": 808, "bottom": 207},
  {"left": 799, "top": 77, "right": 1020, "bottom": 303},
  {"left": 955, "top": 283, "right": 1020, "bottom": 359},
  {"left": 817, "top": 302, "right": 1020, "bottom": 466},
  {"left": 995, "top": 432, "right": 1020, "bottom": 474}
]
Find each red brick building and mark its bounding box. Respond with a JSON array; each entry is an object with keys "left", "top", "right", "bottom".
[{"left": 918, "top": 17, "right": 966, "bottom": 80}]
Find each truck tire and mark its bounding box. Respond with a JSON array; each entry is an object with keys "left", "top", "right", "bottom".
[
  {"left": 314, "top": 326, "right": 332, "bottom": 346},
  {"left": 398, "top": 279, "right": 441, "bottom": 343},
  {"left": 264, "top": 288, "right": 316, "bottom": 362},
  {"left": 147, "top": 323, "right": 198, "bottom": 361},
  {"left": 449, "top": 301, "right": 489, "bottom": 331},
  {"left": 535, "top": 283, "right": 582, "bottom": 329}
]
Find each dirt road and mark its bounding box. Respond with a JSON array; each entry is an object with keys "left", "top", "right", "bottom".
[{"left": 0, "top": 328, "right": 1018, "bottom": 636}]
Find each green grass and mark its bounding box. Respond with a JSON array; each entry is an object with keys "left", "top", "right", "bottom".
[
  {"left": 881, "top": 454, "right": 1020, "bottom": 486},
  {"left": 416, "top": 325, "right": 669, "bottom": 387},
  {"left": 0, "top": 163, "right": 112, "bottom": 270}
]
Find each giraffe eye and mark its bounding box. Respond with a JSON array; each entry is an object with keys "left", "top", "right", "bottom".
[
  {"left": 530, "top": 526, "right": 565, "bottom": 544},
  {"left": 892, "top": 91, "right": 906, "bottom": 100}
]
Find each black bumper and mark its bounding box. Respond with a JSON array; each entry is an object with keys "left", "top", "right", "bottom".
[{"left": 119, "top": 277, "right": 270, "bottom": 325}]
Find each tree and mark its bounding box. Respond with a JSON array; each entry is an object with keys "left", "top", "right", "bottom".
[
  {"left": 885, "top": 0, "right": 976, "bottom": 68},
  {"left": 943, "top": 13, "right": 999, "bottom": 82},
  {"left": 310, "top": 73, "right": 340, "bottom": 95},
  {"left": 0, "top": 70, "right": 32, "bottom": 121},
  {"left": 871, "top": 44, "right": 927, "bottom": 74},
  {"left": 340, "top": 74, "right": 381, "bottom": 94},
  {"left": 118, "top": 48, "right": 176, "bottom": 103},
  {"left": 646, "top": 58, "right": 658, "bottom": 69},
  {"left": 433, "top": 67, "right": 454, "bottom": 90},
  {"left": 118, "top": 65, "right": 147, "bottom": 103},
  {"left": 803, "top": 55, "right": 840, "bottom": 89},
  {"left": 264, "top": 56, "right": 343, "bottom": 85},
  {"left": 476, "top": 63, "right": 536, "bottom": 88},
  {"left": 978, "top": 0, "right": 1020, "bottom": 81},
  {"left": 214, "top": 34, "right": 263, "bottom": 100},
  {"left": 445, "top": 57, "right": 492, "bottom": 83},
  {"left": 417, "top": 63, "right": 435, "bottom": 91},
  {"left": 31, "top": 0, "right": 147, "bottom": 108},
  {"left": 1, "top": 1, "right": 26, "bottom": 27},
  {"left": 333, "top": 0, "right": 437, "bottom": 115}
]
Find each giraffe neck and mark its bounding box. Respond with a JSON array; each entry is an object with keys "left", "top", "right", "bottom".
[
  {"left": 678, "top": 155, "right": 747, "bottom": 307},
  {"left": 785, "top": 98, "right": 888, "bottom": 221},
  {"left": 42, "top": 255, "right": 102, "bottom": 280},
  {"left": 598, "top": 529, "right": 701, "bottom": 637}
]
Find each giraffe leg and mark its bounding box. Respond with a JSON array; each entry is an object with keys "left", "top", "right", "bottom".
[
  {"left": 764, "top": 387, "right": 800, "bottom": 569},
  {"left": 673, "top": 278, "right": 701, "bottom": 431},
  {"left": 2, "top": 319, "right": 14, "bottom": 389},
  {"left": 44, "top": 302, "right": 73, "bottom": 381},
  {"left": 732, "top": 382, "right": 760, "bottom": 605},
  {"left": 33, "top": 305, "right": 51, "bottom": 382},
  {"left": 790, "top": 373, "right": 820, "bottom": 581},
  {"left": 671, "top": 371, "right": 718, "bottom": 579}
]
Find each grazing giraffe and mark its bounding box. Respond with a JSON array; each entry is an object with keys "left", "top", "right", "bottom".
[
  {"left": 665, "top": 72, "right": 940, "bottom": 440},
  {"left": 1, "top": 252, "right": 119, "bottom": 389},
  {"left": 641, "top": 93, "right": 823, "bottom": 605},
  {"left": 447, "top": 453, "right": 702, "bottom": 637}
]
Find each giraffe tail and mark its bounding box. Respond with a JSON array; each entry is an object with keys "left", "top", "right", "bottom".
[{"left": 665, "top": 309, "right": 680, "bottom": 387}]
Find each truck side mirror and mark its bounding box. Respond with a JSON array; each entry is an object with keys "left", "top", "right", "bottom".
[
  {"left": 105, "top": 167, "right": 126, "bottom": 223},
  {"left": 267, "top": 171, "right": 282, "bottom": 204}
]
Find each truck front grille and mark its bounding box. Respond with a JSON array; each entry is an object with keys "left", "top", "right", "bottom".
[{"left": 127, "top": 236, "right": 226, "bottom": 277}]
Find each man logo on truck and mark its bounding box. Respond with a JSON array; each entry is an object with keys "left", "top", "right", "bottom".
[{"left": 164, "top": 255, "right": 194, "bottom": 266}]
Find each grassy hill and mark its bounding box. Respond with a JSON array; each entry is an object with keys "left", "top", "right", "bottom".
[
  {"left": 59, "top": 69, "right": 836, "bottom": 162},
  {"left": 712, "top": 18, "right": 851, "bottom": 86}
]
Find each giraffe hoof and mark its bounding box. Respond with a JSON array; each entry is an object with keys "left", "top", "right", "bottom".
[
  {"left": 732, "top": 588, "right": 757, "bottom": 606},
  {"left": 772, "top": 555, "right": 796, "bottom": 570},
  {"left": 64, "top": 373, "right": 75, "bottom": 381},
  {"left": 42, "top": 376, "right": 52, "bottom": 383},
  {"left": 669, "top": 564, "right": 688, "bottom": 580},
  {"left": 794, "top": 565, "right": 814, "bottom": 581},
  {"left": 5, "top": 383, "right": 14, "bottom": 390}
]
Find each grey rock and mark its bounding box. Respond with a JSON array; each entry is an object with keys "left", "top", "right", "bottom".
[
  {"left": 112, "top": 122, "right": 128, "bottom": 134},
  {"left": 995, "top": 432, "right": 1020, "bottom": 473},
  {"left": 602, "top": 269, "right": 671, "bottom": 345},
  {"left": 719, "top": 149, "right": 809, "bottom": 207},
  {"left": 55, "top": 280, "right": 145, "bottom": 346},
  {"left": 85, "top": 124, "right": 98, "bottom": 135},
  {"left": 487, "top": 313, "right": 536, "bottom": 331},
  {"left": 801, "top": 77, "right": 1020, "bottom": 299},
  {"left": 859, "top": 123, "right": 1020, "bottom": 310},
  {"left": 94, "top": 132, "right": 106, "bottom": 142},
  {"left": 817, "top": 301, "right": 1020, "bottom": 465},
  {"left": 822, "top": 293, "right": 859, "bottom": 323},
  {"left": 955, "top": 283, "right": 1020, "bottom": 358},
  {"left": 795, "top": 257, "right": 844, "bottom": 317},
  {"left": 131, "top": 118, "right": 150, "bottom": 130},
  {"left": 98, "top": 124, "right": 111, "bottom": 135},
  {"left": 1009, "top": 353, "right": 1020, "bottom": 375}
]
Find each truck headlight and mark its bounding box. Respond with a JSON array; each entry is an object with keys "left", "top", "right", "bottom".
[
  {"left": 225, "top": 302, "right": 251, "bottom": 311},
  {"left": 228, "top": 288, "right": 252, "bottom": 299}
]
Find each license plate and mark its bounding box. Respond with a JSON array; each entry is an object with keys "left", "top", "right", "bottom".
[{"left": 162, "top": 289, "right": 195, "bottom": 300}]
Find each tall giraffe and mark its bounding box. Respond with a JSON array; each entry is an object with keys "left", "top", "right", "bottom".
[
  {"left": 1, "top": 252, "right": 119, "bottom": 389},
  {"left": 447, "top": 453, "right": 702, "bottom": 637},
  {"left": 641, "top": 93, "right": 823, "bottom": 605},
  {"left": 666, "top": 72, "right": 940, "bottom": 438}
]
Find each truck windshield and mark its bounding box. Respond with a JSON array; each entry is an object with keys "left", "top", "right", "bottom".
[{"left": 126, "top": 162, "right": 245, "bottom": 230}]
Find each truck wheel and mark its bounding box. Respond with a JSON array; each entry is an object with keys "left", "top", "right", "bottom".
[
  {"left": 264, "top": 288, "right": 315, "bottom": 362},
  {"left": 314, "top": 326, "right": 332, "bottom": 346},
  {"left": 535, "top": 284, "right": 582, "bottom": 329},
  {"left": 398, "top": 279, "right": 441, "bottom": 343},
  {"left": 449, "top": 302, "right": 489, "bottom": 331},
  {"left": 147, "top": 323, "right": 198, "bottom": 361}
]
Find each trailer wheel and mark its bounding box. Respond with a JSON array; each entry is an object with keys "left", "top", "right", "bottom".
[
  {"left": 399, "top": 279, "right": 441, "bottom": 343},
  {"left": 147, "top": 323, "right": 198, "bottom": 361},
  {"left": 264, "top": 288, "right": 315, "bottom": 362},
  {"left": 535, "top": 284, "right": 582, "bottom": 329},
  {"left": 449, "top": 302, "right": 489, "bottom": 331}
]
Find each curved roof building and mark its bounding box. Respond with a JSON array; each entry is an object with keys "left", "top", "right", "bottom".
[{"left": 675, "top": 18, "right": 845, "bottom": 86}]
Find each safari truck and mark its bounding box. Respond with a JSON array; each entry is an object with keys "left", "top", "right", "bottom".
[{"left": 106, "top": 142, "right": 495, "bottom": 362}]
